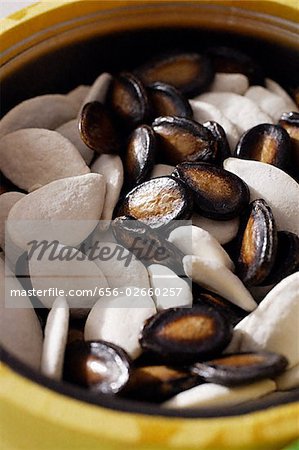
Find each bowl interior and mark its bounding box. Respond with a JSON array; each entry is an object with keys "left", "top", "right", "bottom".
[{"left": 1, "top": 3, "right": 299, "bottom": 417}]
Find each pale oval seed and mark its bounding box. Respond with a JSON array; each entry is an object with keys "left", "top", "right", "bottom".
[{"left": 56, "top": 119, "right": 94, "bottom": 165}]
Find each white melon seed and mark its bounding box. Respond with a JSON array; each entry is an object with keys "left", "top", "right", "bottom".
[
  {"left": 162, "top": 379, "right": 275, "bottom": 409},
  {"left": 7, "top": 173, "right": 106, "bottom": 249},
  {"left": 150, "top": 164, "right": 175, "bottom": 178},
  {"left": 168, "top": 225, "right": 234, "bottom": 270},
  {"left": 0, "top": 128, "right": 90, "bottom": 192},
  {"left": 208, "top": 73, "right": 249, "bottom": 95},
  {"left": 0, "top": 192, "right": 25, "bottom": 249},
  {"left": 0, "top": 259, "right": 43, "bottom": 369},
  {"left": 66, "top": 85, "right": 90, "bottom": 111},
  {"left": 41, "top": 296, "right": 69, "bottom": 380},
  {"left": 275, "top": 364, "right": 299, "bottom": 391},
  {"left": 80, "top": 72, "right": 112, "bottom": 114},
  {"left": 91, "top": 154, "right": 124, "bottom": 227},
  {"left": 85, "top": 292, "right": 156, "bottom": 359},
  {"left": 231, "top": 272, "right": 299, "bottom": 368},
  {"left": 183, "top": 255, "right": 257, "bottom": 311},
  {"left": 192, "top": 213, "right": 239, "bottom": 245},
  {"left": 224, "top": 158, "right": 299, "bottom": 235},
  {"left": 0, "top": 94, "right": 77, "bottom": 136}
]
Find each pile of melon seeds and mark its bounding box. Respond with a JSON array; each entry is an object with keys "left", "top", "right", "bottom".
[{"left": 0, "top": 46, "right": 298, "bottom": 409}]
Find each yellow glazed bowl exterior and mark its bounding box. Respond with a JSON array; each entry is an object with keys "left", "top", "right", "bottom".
[{"left": 1, "top": 1, "right": 299, "bottom": 449}]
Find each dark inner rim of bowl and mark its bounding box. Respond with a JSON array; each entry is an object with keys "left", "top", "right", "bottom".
[{"left": 1, "top": 25, "right": 299, "bottom": 416}]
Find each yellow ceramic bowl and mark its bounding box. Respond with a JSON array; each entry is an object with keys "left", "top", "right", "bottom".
[{"left": 1, "top": 1, "right": 299, "bottom": 449}]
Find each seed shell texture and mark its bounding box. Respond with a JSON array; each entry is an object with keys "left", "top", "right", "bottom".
[
  {"left": 56, "top": 119, "right": 94, "bottom": 165},
  {"left": 136, "top": 52, "right": 214, "bottom": 97},
  {"left": 140, "top": 305, "right": 232, "bottom": 362},
  {"left": 41, "top": 296, "right": 69, "bottom": 380},
  {"left": 168, "top": 225, "right": 234, "bottom": 270},
  {"left": 183, "top": 255, "right": 257, "bottom": 311},
  {"left": 235, "top": 123, "right": 291, "bottom": 169},
  {"left": 236, "top": 199, "right": 277, "bottom": 286},
  {"left": 79, "top": 101, "right": 121, "bottom": 154},
  {"left": 85, "top": 293, "right": 156, "bottom": 359},
  {"left": 162, "top": 379, "right": 276, "bottom": 409},
  {"left": 224, "top": 157, "right": 299, "bottom": 235},
  {"left": 153, "top": 116, "right": 217, "bottom": 165},
  {"left": 124, "top": 125, "right": 156, "bottom": 188},
  {"left": 7, "top": 173, "right": 106, "bottom": 249},
  {"left": 0, "top": 94, "right": 77, "bottom": 137},
  {"left": 148, "top": 82, "right": 193, "bottom": 119},
  {"left": 232, "top": 272, "right": 299, "bottom": 368},
  {"left": 176, "top": 162, "right": 250, "bottom": 220},
  {"left": 203, "top": 121, "right": 231, "bottom": 164},
  {"left": 0, "top": 128, "right": 90, "bottom": 192},
  {"left": 191, "top": 351, "right": 288, "bottom": 386},
  {"left": 118, "top": 176, "right": 193, "bottom": 229},
  {"left": 63, "top": 340, "right": 131, "bottom": 394},
  {"left": 0, "top": 259, "right": 43, "bottom": 370},
  {"left": 266, "top": 78, "right": 299, "bottom": 110}
]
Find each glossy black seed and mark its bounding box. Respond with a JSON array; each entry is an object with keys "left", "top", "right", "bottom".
[
  {"left": 122, "top": 365, "right": 201, "bottom": 402},
  {"left": 116, "top": 176, "right": 193, "bottom": 229},
  {"left": 203, "top": 121, "right": 231, "bottom": 164},
  {"left": 112, "top": 216, "right": 185, "bottom": 274},
  {"left": 63, "top": 340, "right": 131, "bottom": 394},
  {"left": 279, "top": 112, "right": 299, "bottom": 179},
  {"left": 148, "top": 82, "right": 193, "bottom": 119},
  {"left": 191, "top": 351, "right": 288, "bottom": 386},
  {"left": 135, "top": 52, "right": 214, "bottom": 97},
  {"left": 261, "top": 231, "right": 299, "bottom": 286},
  {"left": 140, "top": 305, "right": 232, "bottom": 363},
  {"left": 124, "top": 125, "right": 156, "bottom": 188},
  {"left": 175, "top": 162, "right": 250, "bottom": 220},
  {"left": 106, "top": 72, "right": 150, "bottom": 131},
  {"left": 236, "top": 199, "right": 277, "bottom": 286},
  {"left": 206, "top": 46, "right": 264, "bottom": 85},
  {"left": 194, "top": 289, "right": 247, "bottom": 327},
  {"left": 235, "top": 123, "right": 291, "bottom": 170},
  {"left": 79, "top": 101, "right": 121, "bottom": 154},
  {"left": 153, "top": 116, "right": 217, "bottom": 165}
]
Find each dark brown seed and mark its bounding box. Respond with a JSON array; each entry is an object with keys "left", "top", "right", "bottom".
[
  {"left": 279, "top": 112, "right": 299, "bottom": 176},
  {"left": 147, "top": 82, "right": 193, "bottom": 119},
  {"left": 135, "top": 52, "right": 214, "bottom": 97},
  {"left": 63, "top": 340, "right": 131, "bottom": 394},
  {"left": 261, "top": 231, "right": 299, "bottom": 286},
  {"left": 191, "top": 351, "right": 288, "bottom": 386},
  {"left": 175, "top": 162, "right": 250, "bottom": 220},
  {"left": 153, "top": 116, "right": 217, "bottom": 165},
  {"left": 117, "top": 176, "right": 193, "bottom": 229},
  {"left": 236, "top": 199, "right": 277, "bottom": 286},
  {"left": 194, "top": 289, "right": 247, "bottom": 327},
  {"left": 106, "top": 72, "right": 150, "bottom": 130},
  {"left": 124, "top": 125, "right": 156, "bottom": 189},
  {"left": 140, "top": 306, "right": 232, "bottom": 363},
  {"left": 235, "top": 123, "right": 291, "bottom": 170},
  {"left": 123, "top": 365, "right": 201, "bottom": 402},
  {"left": 203, "top": 121, "right": 231, "bottom": 164},
  {"left": 112, "top": 216, "right": 185, "bottom": 274},
  {"left": 79, "top": 101, "right": 120, "bottom": 154},
  {"left": 206, "top": 46, "right": 264, "bottom": 85}
]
